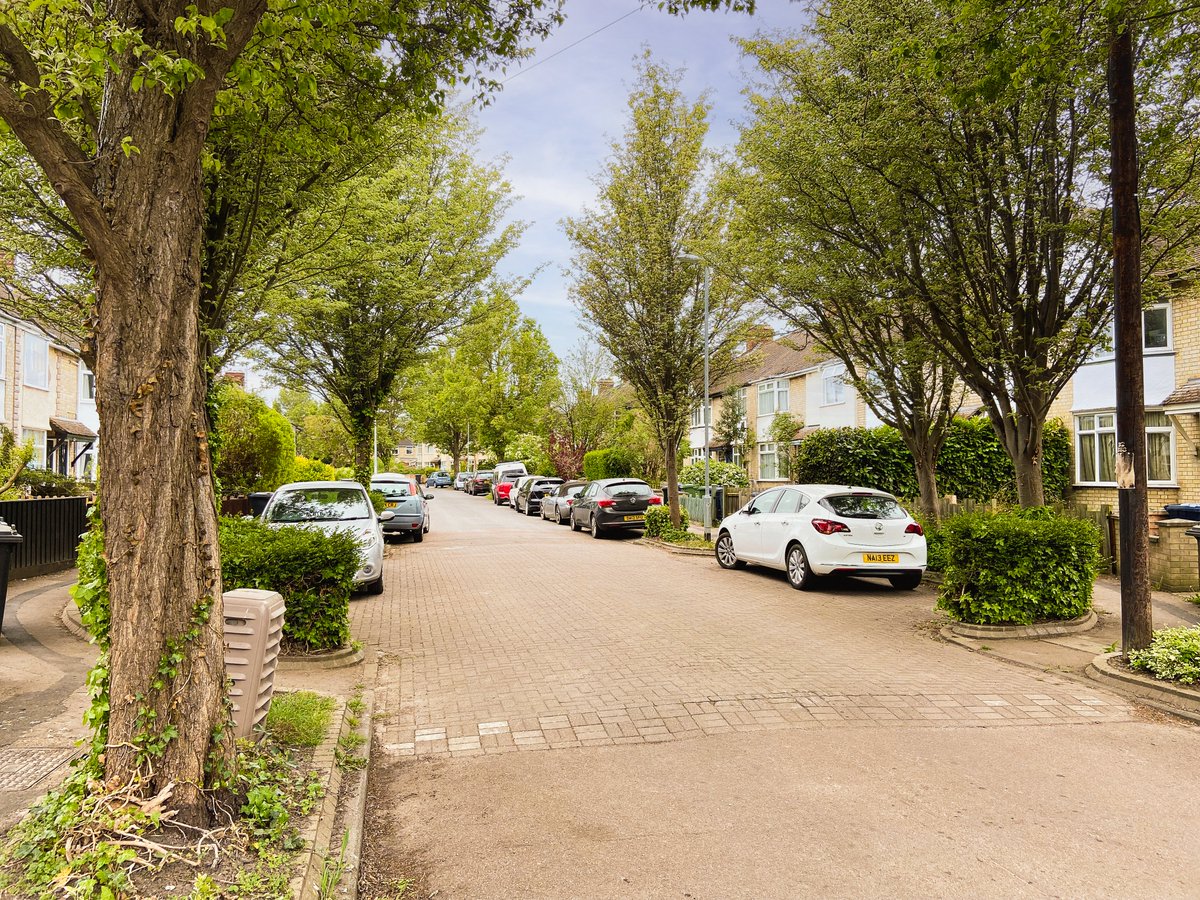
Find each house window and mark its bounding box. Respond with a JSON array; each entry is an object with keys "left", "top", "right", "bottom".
[
  {"left": 1144, "top": 303, "right": 1170, "bottom": 350},
  {"left": 22, "top": 428, "right": 46, "bottom": 468},
  {"left": 1075, "top": 410, "right": 1174, "bottom": 485},
  {"left": 1091, "top": 303, "right": 1172, "bottom": 359},
  {"left": 759, "top": 442, "right": 780, "bottom": 480},
  {"left": 757, "top": 380, "right": 789, "bottom": 416},
  {"left": 81, "top": 366, "right": 96, "bottom": 402},
  {"left": 822, "top": 366, "right": 846, "bottom": 405},
  {"left": 690, "top": 404, "right": 711, "bottom": 428},
  {"left": 23, "top": 333, "right": 48, "bottom": 389}
]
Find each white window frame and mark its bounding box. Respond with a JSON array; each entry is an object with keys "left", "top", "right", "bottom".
[
  {"left": 80, "top": 365, "right": 96, "bottom": 402},
  {"left": 691, "top": 403, "right": 712, "bottom": 428},
  {"left": 1075, "top": 409, "right": 1175, "bottom": 486},
  {"left": 757, "top": 380, "right": 789, "bottom": 416},
  {"left": 22, "top": 332, "right": 49, "bottom": 390},
  {"left": 758, "top": 441, "right": 781, "bottom": 481},
  {"left": 22, "top": 428, "right": 46, "bottom": 468},
  {"left": 1090, "top": 302, "right": 1173, "bottom": 360},
  {"left": 822, "top": 366, "right": 846, "bottom": 406}
]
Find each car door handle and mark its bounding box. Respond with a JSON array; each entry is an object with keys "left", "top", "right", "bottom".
[{"left": 780, "top": 521, "right": 789, "bottom": 525}]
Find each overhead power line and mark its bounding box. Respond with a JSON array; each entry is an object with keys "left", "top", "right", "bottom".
[{"left": 502, "top": 4, "right": 647, "bottom": 85}]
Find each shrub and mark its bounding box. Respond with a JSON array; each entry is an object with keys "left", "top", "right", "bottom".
[
  {"left": 790, "top": 417, "right": 1071, "bottom": 502},
  {"left": 287, "top": 455, "right": 337, "bottom": 484},
  {"left": 910, "top": 512, "right": 947, "bottom": 573},
  {"left": 679, "top": 459, "right": 749, "bottom": 489},
  {"left": 220, "top": 517, "right": 359, "bottom": 650},
  {"left": 936, "top": 508, "right": 1099, "bottom": 625},
  {"left": 1128, "top": 627, "right": 1200, "bottom": 685},
  {"left": 645, "top": 504, "right": 690, "bottom": 542},
  {"left": 213, "top": 382, "right": 295, "bottom": 494},
  {"left": 582, "top": 447, "right": 638, "bottom": 481},
  {"left": 18, "top": 468, "right": 86, "bottom": 497}
]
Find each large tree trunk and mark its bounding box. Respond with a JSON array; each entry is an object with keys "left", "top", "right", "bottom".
[
  {"left": 664, "top": 435, "right": 682, "bottom": 528},
  {"left": 349, "top": 412, "right": 374, "bottom": 486},
  {"left": 907, "top": 438, "right": 941, "bottom": 523},
  {"left": 988, "top": 410, "right": 1045, "bottom": 507},
  {"left": 96, "top": 84, "right": 231, "bottom": 826}
]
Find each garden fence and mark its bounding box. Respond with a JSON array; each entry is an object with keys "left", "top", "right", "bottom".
[{"left": 0, "top": 496, "right": 89, "bottom": 577}]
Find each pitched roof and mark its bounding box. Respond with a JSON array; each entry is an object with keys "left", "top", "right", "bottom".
[
  {"left": 712, "top": 330, "right": 831, "bottom": 395},
  {"left": 1162, "top": 377, "right": 1200, "bottom": 409}
]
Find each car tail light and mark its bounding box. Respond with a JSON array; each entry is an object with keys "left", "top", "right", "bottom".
[
  {"left": 905, "top": 522, "right": 924, "bottom": 536},
  {"left": 811, "top": 518, "right": 850, "bottom": 535},
  {"left": 597, "top": 499, "right": 615, "bottom": 508},
  {"left": 567, "top": 499, "right": 574, "bottom": 505},
  {"left": 647, "top": 496, "right": 662, "bottom": 505}
]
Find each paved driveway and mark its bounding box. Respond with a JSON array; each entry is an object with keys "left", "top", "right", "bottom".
[{"left": 356, "top": 489, "right": 1200, "bottom": 898}]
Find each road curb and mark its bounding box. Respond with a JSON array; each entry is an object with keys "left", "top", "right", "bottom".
[
  {"left": 946, "top": 610, "right": 1098, "bottom": 641},
  {"left": 280, "top": 644, "right": 365, "bottom": 671},
  {"left": 60, "top": 595, "right": 90, "bottom": 642},
  {"left": 633, "top": 537, "right": 713, "bottom": 557},
  {"left": 1086, "top": 652, "right": 1200, "bottom": 723},
  {"left": 291, "top": 662, "right": 376, "bottom": 899}
]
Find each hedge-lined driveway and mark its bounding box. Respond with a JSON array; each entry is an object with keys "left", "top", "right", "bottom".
[{"left": 354, "top": 490, "right": 1200, "bottom": 898}]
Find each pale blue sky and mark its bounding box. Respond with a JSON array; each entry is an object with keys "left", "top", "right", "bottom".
[
  {"left": 472, "top": 0, "right": 808, "bottom": 358},
  {"left": 243, "top": 1, "right": 808, "bottom": 399}
]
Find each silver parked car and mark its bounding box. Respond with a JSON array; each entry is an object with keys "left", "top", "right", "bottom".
[
  {"left": 540, "top": 479, "right": 586, "bottom": 525},
  {"left": 262, "top": 481, "right": 390, "bottom": 594}
]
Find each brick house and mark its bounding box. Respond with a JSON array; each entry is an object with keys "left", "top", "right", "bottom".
[
  {"left": 688, "top": 332, "right": 886, "bottom": 490},
  {"left": 1047, "top": 271, "right": 1200, "bottom": 515},
  {"left": 0, "top": 301, "right": 97, "bottom": 479}
]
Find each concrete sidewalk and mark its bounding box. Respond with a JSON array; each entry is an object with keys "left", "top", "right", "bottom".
[
  {"left": 943, "top": 575, "right": 1200, "bottom": 686},
  {"left": 0, "top": 570, "right": 94, "bottom": 829}
]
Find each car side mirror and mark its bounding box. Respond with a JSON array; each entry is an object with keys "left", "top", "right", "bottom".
[
  {"left": 424, "top": 493, "right": 434, "bottom": 500},
  {"left": 744, "top": 507, "right": 757, "bottom": 516},
  {"left": 378, "top": 510, "right": 396, "bottom": 521}
]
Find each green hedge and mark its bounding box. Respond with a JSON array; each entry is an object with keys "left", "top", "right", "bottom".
[
  {"left": 679, "top": 460, "right": 749, "bottom": 488},
  {"left": 582, "top": 447, "right": 638, "bottom": 481},
  {"left": 789, "top": 416, "right": 1070, "bottom": 502},
  {"left": 220, "top": 517, "right": 360, "bottom": 651},
  {"left": 936, "top": 508, "right": 1099, "bottom": 625}
]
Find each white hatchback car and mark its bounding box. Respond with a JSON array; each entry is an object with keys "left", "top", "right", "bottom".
[
  {"left": 261, "top": 481, "right": 390, "bottom": 594},
  {"left": 715, "top": 485, "right": 927, "bottom": 590}
]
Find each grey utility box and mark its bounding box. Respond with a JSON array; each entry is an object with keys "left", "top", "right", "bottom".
[{"left": 223, "top": 588, "right": 286, "bottom": 740}]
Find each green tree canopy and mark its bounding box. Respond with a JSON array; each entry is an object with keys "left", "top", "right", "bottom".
[{"left": 213, "top": 382, "right": 294, "bottom": 494}]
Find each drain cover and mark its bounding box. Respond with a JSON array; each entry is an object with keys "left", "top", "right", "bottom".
[{"left": 0, "top": 748, "right": 78, "bottom": 791}]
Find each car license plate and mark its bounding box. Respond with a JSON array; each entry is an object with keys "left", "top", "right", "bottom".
[
  {"left": 386, "top": 501, "right": 399, "bottom": 508},
  {"left": 623, "top": 514, "right": 645, "bottom": 521},
  {"left": 863, "top": 553, "right": 899, "bottom": 564}
]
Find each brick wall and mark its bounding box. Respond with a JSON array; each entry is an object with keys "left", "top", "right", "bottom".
[{"left": 1112, "top": 516, "right": 1200, "bottom": 592}]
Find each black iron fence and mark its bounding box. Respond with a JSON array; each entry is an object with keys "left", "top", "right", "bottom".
[{"left": 0, "top": 496, "right": 89, "bottom": 577}]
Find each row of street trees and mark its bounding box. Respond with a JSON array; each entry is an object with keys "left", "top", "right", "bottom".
[{"left": 0, "top": 0, "right": 757, "bottom": 827}]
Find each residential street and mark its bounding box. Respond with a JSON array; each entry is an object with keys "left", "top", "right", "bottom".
[{"left": 356, "top": 489, "right": 1200, "bottom": 899}]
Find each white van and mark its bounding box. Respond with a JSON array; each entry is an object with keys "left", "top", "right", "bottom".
[{"left": 493, "top": 461, "right": 529, "bottom": 481}]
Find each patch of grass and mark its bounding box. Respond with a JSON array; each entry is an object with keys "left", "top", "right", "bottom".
[
  {"left": 1186, "top": 593, "right": 1200, "bottom": 606},
  {"left": 266, "top": 690, "right": 336, "bottom": 747}
]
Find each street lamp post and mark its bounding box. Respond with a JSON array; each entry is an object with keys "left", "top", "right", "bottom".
[{"left": 681, "top": 253, "right": 713, "bottom": 541}]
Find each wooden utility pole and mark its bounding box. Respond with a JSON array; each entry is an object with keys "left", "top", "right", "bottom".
[{"left": 1108, "top": 18, "right": 1154, "bottom": 652}]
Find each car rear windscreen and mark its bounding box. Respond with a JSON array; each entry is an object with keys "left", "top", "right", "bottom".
[
  {"left": 821, "top": 494, "right": 905, "bottom": 519},
  {"left": 605, "top": 482, "right": 653, "bottom": 497}
]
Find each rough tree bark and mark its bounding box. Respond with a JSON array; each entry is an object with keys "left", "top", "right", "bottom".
[{"left": 0, "top": 5, "right": 266, "bottom": 825}]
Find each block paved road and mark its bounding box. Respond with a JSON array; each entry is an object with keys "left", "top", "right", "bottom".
[{"left": 356, "top": 488, "right": 1200, "bottom": 899}]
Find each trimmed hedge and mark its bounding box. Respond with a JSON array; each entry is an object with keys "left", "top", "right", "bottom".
[
  {"left": 679, "top": 460, "right": 749, "bottom": 488},
  {"left": 582, "top": 447, "right": 638, "bottom": 481},
  {"left": 220, "top": 516, "right": 360, "bottom": 651},
  {"left": 936, "top": 508, "right": 1099, "bottom": 625},
  {"left": 789, "top": 416, "right": 1071, "bottom": 502}
]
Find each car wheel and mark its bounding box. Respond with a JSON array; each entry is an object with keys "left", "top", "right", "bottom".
[
  {"left": 786, "top": 542, "right": 816, "bottom": 590},
  {"left": 526, "top": 503, "right": 536, "bottom": 516},
  {"left": 889, "top": 572, "right": 923, "bottom": 590},
  {"left": 413, "top": 529, "right": 424, "bottom": 543},
  {"left": 590, "top": 515, "right": 603, "bottom": 539},
  {"left": 570, "top": 512, "right": 582, "bottom": 532},
  {"left": 366, "top": 573, "right": 385, "bottom": 595},
  {"left": 558, "top": 508, "right": 569, "bottom": 525},
  {"left": 715, "top": 532, "right": 745, "bottom": 570}
]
